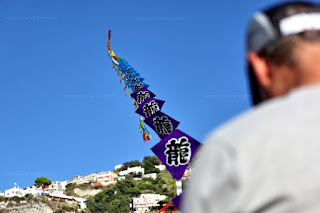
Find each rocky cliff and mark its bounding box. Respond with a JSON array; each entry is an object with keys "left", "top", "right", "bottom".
[{"left": 0, "top": 197, "right": 53, "bottom": 213}]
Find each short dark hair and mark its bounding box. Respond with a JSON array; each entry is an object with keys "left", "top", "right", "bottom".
[{"left": 248, "top": 1, "right": 320, "bottom": 105}]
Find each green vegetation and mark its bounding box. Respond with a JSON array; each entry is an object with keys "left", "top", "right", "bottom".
[
  {"left": 53, "top": 210, "right": 65, "bottom": 213},
  {"left": 24, "top": 193, "right": 33, "bottom": 198},
  {"left": 142, "top": 156, "right": 161, "bottom": 174},
  {"left": 86, "top": 156, "right": 175, "bottom": 213},
  {"left": 34, "top": 177, "right": 51, "bottom": 187},
  {"left": 115, "top": 156, "right": 161, "bottom": 174}
]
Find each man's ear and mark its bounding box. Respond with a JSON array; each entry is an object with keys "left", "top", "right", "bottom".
[{"left": 247, "top": 52, "right": 271, "bottom": 89}]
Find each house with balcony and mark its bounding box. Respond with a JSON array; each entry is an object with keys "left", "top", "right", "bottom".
[
  {"left": 43, "top": 181, "right": 68, "bottom": 193},
  {"left": 132, "top": 194, "right": 167, "bottom": 213},
  {"left": 96, "top": 171, "right": 117, "bottom": 185},
  {"left": 84, "top": 173, "right": 98, "bottom": 182}
]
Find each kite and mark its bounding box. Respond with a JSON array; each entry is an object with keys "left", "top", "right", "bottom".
[{"left": 107, "top": 30, "right": 202, "bottom": 211}]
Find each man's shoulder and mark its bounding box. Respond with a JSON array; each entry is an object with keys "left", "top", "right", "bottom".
[{"left": 207, "top": 84, "right": 320, "bottom": 147}]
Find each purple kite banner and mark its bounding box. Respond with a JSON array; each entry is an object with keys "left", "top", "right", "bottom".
[
  {"left": 131, "top": 87, "right": 156, "bottom": 106},
  {"left": 171, "top": 193, "right": 183, "bottom": 210},
  {"left": 135, "top": 98, "right": 165, "bottom": 118},
  {"left": 144, "top": 111, "right": 180, "bottom": 139},
  {"left": 151, "top": 129, "right": 201, "bottom": 180},
  {"left": 130, "top": 83, "right": 149, "bottom": 92}
]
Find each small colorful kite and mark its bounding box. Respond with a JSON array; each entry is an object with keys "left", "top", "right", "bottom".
[{"left": 107, "top": 30, "right": 202, "bottom": 211}]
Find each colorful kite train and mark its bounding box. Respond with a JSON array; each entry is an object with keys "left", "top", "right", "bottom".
[{"left": 107, "top": 30, "right": 202, "bottom": 211}]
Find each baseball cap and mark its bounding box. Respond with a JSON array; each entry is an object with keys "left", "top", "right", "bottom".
[{"left": 246, "top": 2, "right": 320, "bottom": 105}]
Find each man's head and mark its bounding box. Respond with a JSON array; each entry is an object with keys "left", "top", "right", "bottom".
[{"left": 247, "top": 1, "right": 320, "bottom": 105}]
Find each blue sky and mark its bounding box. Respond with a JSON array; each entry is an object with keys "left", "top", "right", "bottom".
[{"left": 1, "top": 0, "right": 317, "bottom": 191}]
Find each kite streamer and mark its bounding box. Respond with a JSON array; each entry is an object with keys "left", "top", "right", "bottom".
[{"left": 107, "top": 30, "right": 202, "bottom": 210}]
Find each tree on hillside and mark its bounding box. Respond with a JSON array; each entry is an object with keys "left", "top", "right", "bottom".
[
  {"left": 86, "top": 196, "right": 111, "bottom": 213},
  {"left": 115, "top": 178, "right": 135, "bottom": 195},
  {"left": 143, "top": 156, "right": 161, "bottom": 165},
  {"left": 35, "top": 177, "right": 51, "bottom": 187},
  {"left": 143, "top": 160, "right": 160, "bottom": 174},
  {"left": 129, "top": 160, "right": 142, "bottom": 167},
  {"left": 126, "top": 187, "right": 141, "bottom": 197}
]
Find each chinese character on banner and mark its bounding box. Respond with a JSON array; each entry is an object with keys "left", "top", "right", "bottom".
[
  {"left": 128, "top": 82, "right": 149, "bottom": 92},
  {"left": 155, "top": 116, "right": 174, "bottom": 135},
  {"left": 143, "top": 101, "right": 160, "bottom": 117},
  {"left": 126, "top": 70, "right": 133, "bottom": 75},
  {"left": 128, "top": 73, "right": 136, "bottom": 79},
  {"left": 131, "top": 88, "right": 156, "bottom": 106},
  {"left": 165, "top": 136, "right": 191, "bottom": 166},
  {"left": 131, "top": 77, "right": 141, "bottom": 84},
  {"left": 133, "top": 83, "right": 145, "bottom": 91},
  {"left": 144, "top": 111, "right": 180, "bottom": 139},
  {"left": 135, "top": 98, "right": 165, "bottom": 118},
  {"left": 151, "top": 129, "right": 202, "bottom": 180},
  {"left": 125, "top": 72, "right": 139, "bottom": 82},
  {"left": 137, "top": 91, "right": 150, "bottom": 104}
]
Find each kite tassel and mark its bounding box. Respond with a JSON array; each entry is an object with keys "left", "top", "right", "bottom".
[{"left": 139, "top": 117, "right": 151, "bottom": 142}]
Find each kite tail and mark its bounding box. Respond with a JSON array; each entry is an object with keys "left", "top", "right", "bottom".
[
  {"left": 107, "top": 30, "right": 112, "bottom": 52},
  {"left": 139, "top": 116, "right": 152, "bottom": 142},
  {"left": 133, "top": 101, "right": 139, "bottom": 109},
  {"left": 108, "top": 30, "right": 152, "bottom": 142}
]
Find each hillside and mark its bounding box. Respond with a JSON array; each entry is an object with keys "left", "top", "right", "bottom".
[
  {"left": 0, "top": 156, "right": 181, "bottom": 213},
  {"left": 65, "top": 169, "right": 176, "bottom": 213}
]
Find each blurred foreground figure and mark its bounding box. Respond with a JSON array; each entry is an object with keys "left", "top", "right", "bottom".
[{"left": 183, "top": 2, "right": 320, "bottom": 213}]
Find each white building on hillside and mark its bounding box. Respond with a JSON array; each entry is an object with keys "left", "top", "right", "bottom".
[
  {"left": 119, "top": 166, "right": 144, "bottom": 176},
  {"left": 68, "top": 175, "right": 83, "bottom": 183},
  {"left": 4, "top": 184, "right": 42, "bottom": 198},
  {"left": 142, "top": 173, "right": 157, "bottom": 180},
  {"left": 68, "top": 176, "right": 89, "bottom": 185},
  {"left": 47, "top": 181, "right": 68, "bottom": 192},
  {"left": 4, "top": 186, "right": 24, "bottom": 197},
  {"left": 155, "top": 165, "right": 166, "bottom": 171},
  {"left": 117, "top": 176, "right": 125, "bottom": 181},
  {"left": 114, "top": 164, "right": 123, "bottom": 170}
]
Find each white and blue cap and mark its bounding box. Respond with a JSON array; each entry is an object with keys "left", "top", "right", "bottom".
[
  {"left": 247, "top": 2, "right": 320, "bottom": 105},
  {"left": 247, "top": 11, "right": 320, "bottom": 52}
]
